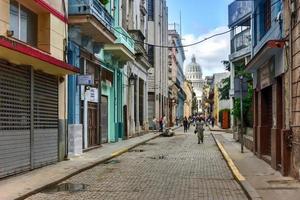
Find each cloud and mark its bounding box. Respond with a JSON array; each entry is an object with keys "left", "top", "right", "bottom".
[{"left": 182, "top": 26, "right": 230, "bottom": 77}]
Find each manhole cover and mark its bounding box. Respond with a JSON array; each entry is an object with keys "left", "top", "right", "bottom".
[
  {"left": 129, "top": 149, "right": 144, "bottom": 152},
  {"left": 103, "top": 160, "right": 120, "bottom": 164},
  {"left": 42, "top": 183, "right": 88, "bottom": 194},
  {"left": 149, "top": 155, "right": 166, "bottom": 160}
]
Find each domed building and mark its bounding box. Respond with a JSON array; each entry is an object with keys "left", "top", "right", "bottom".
[{"left": 185, "top": 55, "right": 205, "bottom": 113}]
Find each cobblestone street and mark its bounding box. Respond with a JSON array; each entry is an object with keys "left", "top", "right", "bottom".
[{"left": 26, "top": 128, "right": 248, "bottom": 200}]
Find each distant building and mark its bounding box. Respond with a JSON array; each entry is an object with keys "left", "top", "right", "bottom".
[
  {"left": 185, "top": 56, "right": 205, "bottom": 113},
  {"left": 183, "top": 80, "right": 193, "bottom": 118},
  {"left": 212, "top": 73, "right": 230, "bottom": 127},
  {"left": 168, "top": 24, "right": 186, "bottom": 125}
]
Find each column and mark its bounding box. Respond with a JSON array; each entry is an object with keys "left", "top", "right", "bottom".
[
  {"left": 136, "top": 77, "right": 140, "bottom": 132},
  {"left": 129, "top": 78, "right": 135, "bottom": 137},
  {"left": 144, "top": 81, "right": 149, "bottom": 131}
]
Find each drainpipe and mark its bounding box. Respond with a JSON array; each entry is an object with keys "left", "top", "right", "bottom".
[
  {"left": 288, "top": 0, "right": 294, "bottom": 129},
  {"left": 83, "top": 60, "right": 88, "bottom": 149}
]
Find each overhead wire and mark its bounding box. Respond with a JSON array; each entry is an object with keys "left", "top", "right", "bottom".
[{"left": 103, "top": 0, "right": 282, "bottom": 49}]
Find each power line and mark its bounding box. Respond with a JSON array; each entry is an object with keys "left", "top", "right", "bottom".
[{"left": 107, "top": 0, "right": 282, "bottom": 49}]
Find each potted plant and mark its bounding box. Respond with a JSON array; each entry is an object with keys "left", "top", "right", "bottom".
[{"left": 100, "top": 0, "right": 109, "bottom": 5}]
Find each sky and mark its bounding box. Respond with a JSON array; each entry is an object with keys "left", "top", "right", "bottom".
[{"left": 167, "top": 0, "right": 233, "bottom": 77}]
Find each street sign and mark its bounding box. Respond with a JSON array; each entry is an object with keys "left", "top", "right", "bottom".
[
  {"left": 234, "top": 77, "right": 248, "bottom": 99},
  {"left": 78, "top": 75, "right": 94, "bottom": 85},
  {"left": 88, "top": 87, "right": 99, "bottom": 103}
]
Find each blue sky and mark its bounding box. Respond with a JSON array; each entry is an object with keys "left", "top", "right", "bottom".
[
  {"left": 167, "top": 0, "right": 232, "bottom": 35},
  {"left": 167, "top": 0, "right": 233, "bottom": 76}
]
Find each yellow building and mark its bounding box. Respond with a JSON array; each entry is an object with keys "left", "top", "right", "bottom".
[
  {"left": 212, "top": 73, "right": 230, "bottom": 126},
  {"left": 183, "top": 80, "right": 193, "bottom": 118},
  {"left": 0, "top": 0, "right": 78, "bottom": 178}
]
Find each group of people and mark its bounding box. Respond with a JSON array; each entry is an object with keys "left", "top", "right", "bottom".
[
  {"left": 152, "top": 115, "right": 167, "bottom": 132},
  {"left": 152, "top": 114, "right": 206, "bottom": 144}
]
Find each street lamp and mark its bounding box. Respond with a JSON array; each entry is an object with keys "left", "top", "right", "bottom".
[
  {"left": 239, "top": 75, "right": 244, "bottom": 153},
  {"left": 129, "top": 73, "right": 136, "bottom": 85}
]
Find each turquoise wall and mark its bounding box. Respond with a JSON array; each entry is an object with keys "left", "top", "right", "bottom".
[{"left": 101, "top": 75, "right": 116, "bottom": 143}]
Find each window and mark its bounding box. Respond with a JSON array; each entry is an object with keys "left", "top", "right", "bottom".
[
  {"left": 264, "top": 0, "right": 271, "bottom": 33},
  {"left": 148, "top": 45, "right": 154, "bottom": 66},
  {"left": 148, "top": 0, "right": 154, "bottom": 21},
  {"left": 10, "top": 0, "right": 37, "bottom": 46}
]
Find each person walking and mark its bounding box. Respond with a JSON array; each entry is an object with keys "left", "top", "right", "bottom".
[
  {"left": 152, "top": 116, "right": 157, "bottom": 130},
  {"left": 211, "top": 117, "right": 215, "bottom": 128},
  {"left": 162, "top": 115, "right": 167, "bottom": 130},
  {"left": 159, "top": 116, "right": 163, "bottom": 132},
  {"left": 183, "top": 117, "right": 188, "bottom": 132},
  {"left": 195, "top": 118, "right": 205, "bottom": 144}
]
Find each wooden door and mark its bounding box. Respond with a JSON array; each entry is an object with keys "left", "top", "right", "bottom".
[{"left": 88, "top": 102, "right": 99, "bottom": 147}]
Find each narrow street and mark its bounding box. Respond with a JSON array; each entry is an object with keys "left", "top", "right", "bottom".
[{"left": 26, "top": 128, "right": 247, "bottom": 200}]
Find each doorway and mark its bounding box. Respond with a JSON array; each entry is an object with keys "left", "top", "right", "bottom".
[
  {"left": 88, "top": 102, "right": 99, "bottom": 147},
  {"left": 101, "top": 95, "right": 109, "bottom": 143}
]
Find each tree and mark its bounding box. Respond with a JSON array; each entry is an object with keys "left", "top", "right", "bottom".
[
  {"left": 219, "top": 60, "right": 230, "bottom": 100},
  {"left": 218, "top": 60, "right": 254, "bottom": 127}
]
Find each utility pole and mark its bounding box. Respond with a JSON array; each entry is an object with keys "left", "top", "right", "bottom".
[{"left": 239, "top": 75, "right": 244, "bottom": 153}]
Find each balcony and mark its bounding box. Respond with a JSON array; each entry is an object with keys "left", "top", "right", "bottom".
[
  {"left": 128, "top": 30, "right": 151, "bottom": 69},
  {"left": 229, "top": 28, "right": 251, "bottom": 60},
  {"left": 104, "top": 26, "right": 135, "bottom": 62},
  {"left": 68, "top": 0, "right": 116, "bottom": 44},
  {"left": 114, "top": 27, "right": 135, "bottom": 53},
  {"left": 228, "top": 0, "right": 253, "bottom": 27}
]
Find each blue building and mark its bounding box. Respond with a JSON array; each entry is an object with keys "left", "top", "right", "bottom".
[
  {"left": 245, "top": 0, "right": 287, "bottom": 175},
  {"left": 228, "top": 0, "right": 253, "bottom": 135}
]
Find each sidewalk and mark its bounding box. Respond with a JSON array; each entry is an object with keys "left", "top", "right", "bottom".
[
  {"left": 0, "top": 131, "right": 164, "bottom": 200},
  {"left": 208, "top": 125, "right": 232, "bottom": 133},
  {"left": 213, "top": 131, "right": 300, "bottom": 200}
]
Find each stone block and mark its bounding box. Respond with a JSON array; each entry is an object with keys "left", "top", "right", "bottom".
[{"left": 68, "top": 124, "right": 83, "bottom": 156}]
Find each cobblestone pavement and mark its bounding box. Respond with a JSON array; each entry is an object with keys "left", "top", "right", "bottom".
[{"left": 26, "top": 128, "right": 247, "bottom": 200}]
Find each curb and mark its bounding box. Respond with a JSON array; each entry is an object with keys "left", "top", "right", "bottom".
[
  {"left": 16, "top": 134, "right": 160, "bottom": 200},
  {"left": 211, "top": 133, "right": 262, "bottom": 200},
  {"left": 209, "top": 126, "right": 233, "bottom": 133}
]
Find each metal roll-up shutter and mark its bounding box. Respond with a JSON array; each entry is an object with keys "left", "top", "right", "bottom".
[
  {"left": 33, "top": 71, "right": 58, "bottom": 168},
  {"left": 148, "top": 93, "right": 155, "bottom": 124},
  {"left": 0, "top": 63, "right": 31, "bottom": 178}
]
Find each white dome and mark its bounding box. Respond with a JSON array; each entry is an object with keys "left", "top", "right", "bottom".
[{"left": 185, "top": 55, "right": 202, "bottom": 80}]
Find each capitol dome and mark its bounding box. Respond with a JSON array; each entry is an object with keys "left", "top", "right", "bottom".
[{"left": 185, "top": 55, "right": 202, "bottom": 80}]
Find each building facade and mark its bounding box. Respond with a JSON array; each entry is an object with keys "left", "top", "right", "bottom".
[
  {"left": 212, "top": 73, "right": 231, "bottom": 127},
  {"left": 123, "top": 0, "right": 151, "bottom": 137},
  {"left": 282, "top": 0, "right": 300, "bottom": 178},
  {"left": 0, "top": 0, "right": 79, "bottom": 178},
  {"left": 185, "top": 56, "right": 205, "bottom": 113},
  {"left": 228, "top": 0, "right": 253, "bottom": 129},
  {"left": 245, "top": 0, "right": 289, "bottom": 176},
  {"left": 167, "top": 25, "right": 186, "bottom": 125},
  {"left": 183, "top": 80, "right": 193, "bottom": 118},
  {"left": 67, "top": 0, "right": 135, "bottom": 153},
  {"left": 147, "top": 0, "right": 169, "bottom": 123}
]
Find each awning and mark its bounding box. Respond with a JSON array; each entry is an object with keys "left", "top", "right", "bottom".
[
  {"left": 246, "top": 40, "right": 285, "bottom": 72},
  {"left": 0, "top": 36, "right": 79, "bottom": 76}
]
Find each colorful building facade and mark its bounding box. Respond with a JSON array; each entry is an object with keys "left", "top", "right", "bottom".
[{"left": 0, "top": 0, "right": 79, "bottom": 178}]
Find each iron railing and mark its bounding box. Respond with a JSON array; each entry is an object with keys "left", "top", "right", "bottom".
[{"left": 69, "top": 0, "right": 114, "bottom": 31}]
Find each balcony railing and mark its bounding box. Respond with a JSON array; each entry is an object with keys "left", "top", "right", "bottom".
[
  {"left": 231, "top": 28, "right": 251, "bottom": 54},
  {"left": 114, "top": 26, "right": 135, "bottom": 53},
  {"left": 69, "top": 0, "right": 114, "bottom": 31}
]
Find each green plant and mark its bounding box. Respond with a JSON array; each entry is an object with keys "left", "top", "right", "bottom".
[
  {"left": 232, "top": 85, "right": 254, "bottom": 127},
  {"left": 100, "top": 0, "right": 109, "bottom": 5}
]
